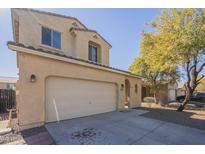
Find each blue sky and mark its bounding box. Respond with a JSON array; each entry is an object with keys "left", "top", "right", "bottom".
[{"left": 0, "top": 8, "right": 161, "bottom": 77}]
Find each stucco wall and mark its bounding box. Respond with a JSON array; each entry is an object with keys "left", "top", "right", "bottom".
[
  {"left": 16, "top": 52, "right": 141, "bottom": 129},
  {"left": 12, "top": 9, "right": 111, "bottom": 66},
  {"left": 158, "top": 84, "right": 168, "bottom": 105},
  {"left": 73, "top": 31, "right": 110, "bottom": 65},
  {"left": 177, "top": 88, "right": 186, "bottom": 96},
  {"left": 0, "top": 83, "right": 7, "bottom": 89}
]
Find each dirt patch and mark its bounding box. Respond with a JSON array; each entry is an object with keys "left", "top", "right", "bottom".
[{"left": 139, "top": 103, "right": 205, "bottom": 130}]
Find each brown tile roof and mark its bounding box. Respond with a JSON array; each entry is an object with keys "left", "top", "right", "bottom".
[
  {"left": 70, "top": 27, "right": 112, "bottom": 47},
  {"left": 7, "top": 41, "right": 141, "bottom": 78}
]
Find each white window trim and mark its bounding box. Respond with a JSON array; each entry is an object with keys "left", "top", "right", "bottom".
[{"left": 40, "top": 44, "right": 63, "bottom": 53}]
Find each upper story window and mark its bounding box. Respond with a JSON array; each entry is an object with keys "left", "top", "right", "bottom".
[
  {"left": 41, "top": 26, "right": 61, "bottom": 49},
  {"left": 88, "top": 44, "right": 98, "bottom": 63}
]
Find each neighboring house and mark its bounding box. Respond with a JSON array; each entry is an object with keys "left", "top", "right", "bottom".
[
  {"left": 177, "top": 82, "right": 205, "bottom": 97},
  {"left": 177, "top": 83, "right": 186, "bottom": 96},
  {"left": 142, "top": 83, "right": 177, "bottom": 104},
  {"left": 157, "top": 83, "right": 177, "bottom": 104},
  {"left": 0, "top": 76, "right": 18, "bottom": 90},
  {"left": 141, "top": 83, "right": 153, "bottom": 101},
  {"left": 177, "top": 88, "right": 186, "bottom": 96},
  {"left": 8, "top": 9, "right": 142, "bottom": 130}
]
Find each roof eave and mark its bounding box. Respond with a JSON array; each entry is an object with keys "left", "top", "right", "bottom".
[
  {"left": 12, "top": 8, "right": 88, "bottom": 30},
  {"left": 70, "top": 28, "right": 112, "bottom": 48},
  {"left": 7, "top": 42, "right": 142, "bottom": 79}
]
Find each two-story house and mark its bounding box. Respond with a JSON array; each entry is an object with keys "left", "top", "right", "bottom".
[{"left": 8, "top": 8, "right": 142, "bottom": 130}]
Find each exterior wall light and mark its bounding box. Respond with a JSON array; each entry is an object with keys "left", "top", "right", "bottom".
[
  {"left": 120, "top": 84, "right": 124, "bottom": 91},
  {"left": 30, "top": 74, "right": 36, "bottom": 83}
]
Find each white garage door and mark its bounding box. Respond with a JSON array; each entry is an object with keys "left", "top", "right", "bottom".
[{"left": 45, "top": 77, "right": 117, "bottom": 122}]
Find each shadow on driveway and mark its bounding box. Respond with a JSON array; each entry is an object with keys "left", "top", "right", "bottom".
[
  {"left": 21, "top": 126, "right": 56, "bottom": 145},
  {"left": 138, "top": 107, "right": 205, "bottom": 130},
  {"left": 45, "top": 110, "right": 205, "bottom": 145}
]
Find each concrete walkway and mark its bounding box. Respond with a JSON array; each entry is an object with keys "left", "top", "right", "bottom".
[{"left": 46, "top": 109, "right": 205, "bottom": 145}]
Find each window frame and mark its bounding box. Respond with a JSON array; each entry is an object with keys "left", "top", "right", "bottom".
[
  {"left": 41, "top": 26, "right": 52, "bottom": 47},
  {"left": 88, "top": 44, "right": 98, "bottom": 63},
  {"left": 41, "top": 26, "right": 61, "bottom": 50}
]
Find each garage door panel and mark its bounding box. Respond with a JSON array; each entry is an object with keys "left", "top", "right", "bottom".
[{"left": 46, "top": 77, "right": 117, "bottom": 122}]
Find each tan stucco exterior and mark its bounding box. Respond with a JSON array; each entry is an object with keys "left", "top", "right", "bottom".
[
  {"left": 11, "top": 8, "right": 111, "bottom": 66},
  {"left": 9, "top": 9, "right": 142, "bottom": 129},
  {"left": 143, "top": 83, "right": 177, "bottom": 104},
  {"left": 10, "top": 48, "right": 141, "bottom": 129}
]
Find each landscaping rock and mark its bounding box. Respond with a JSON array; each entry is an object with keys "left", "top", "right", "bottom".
[{"left": 0, "top": 128, "right": 12, "bottom": 135}]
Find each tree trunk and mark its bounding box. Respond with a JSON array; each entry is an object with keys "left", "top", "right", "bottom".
[
  {"left": 177, "top": 52, "right": 205, "bottom": 111},
  {"left": 177, "top": 94, "right": 190, "bottom": 112},
  {"left": 153, "top": 92, "right": 158, "bottom": 104},
  {"left": 177, "top": 87, "right": 193, "bottom": 112},
  {"left": 177, "top": 60, "right": 197, "bottom": 112}
]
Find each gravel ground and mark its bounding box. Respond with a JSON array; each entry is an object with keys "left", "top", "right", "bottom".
[
  {"left": 0, "top": 115, "right": 55, "bottom": 145},
  {"left": 139, "top": 103, "right": 205, "bottom": 130},
  {"left": 0, "top": 118, "right": 23, "bottom": 145},
  {"left": 0, "top": 126, "right": 56, "bottom": 145},
  {"left": 0, "top": 131, "right": 24, "bottom": 144}
]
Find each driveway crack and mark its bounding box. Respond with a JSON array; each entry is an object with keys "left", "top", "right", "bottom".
[{"left": 133, "top": 121, "right": 166, "bottom": 144}]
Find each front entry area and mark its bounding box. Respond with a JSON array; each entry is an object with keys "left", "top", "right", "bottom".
[
  {"left": 124, "top": 79, "right": 130, "bottom": 108},
  {"left": 45, "top": 77, "right": 117, "bottom": 122}
]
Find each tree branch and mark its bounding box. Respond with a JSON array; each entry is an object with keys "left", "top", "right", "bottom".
[
  {"left": 186, "top": 61, "right": 191, "bottom": 81},
  {"left": 185, "top": 61, "right": 192, "bottom": 89},
  {"left": 189, "top": 65, "right": 195, "bottom": 72},
  {"left": 189, "top": 55, "right": 198, "bottom": 72},
  {"left": 196, "top": 75, "right": 205, "bottom": 84},
  {"left": 197, "top": 62, "right": 205, "bottom": 74}
]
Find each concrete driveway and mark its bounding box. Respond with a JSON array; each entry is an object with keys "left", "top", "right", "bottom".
[{"left": 45, "top": 109, "right": 205, "bottom": 145}]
